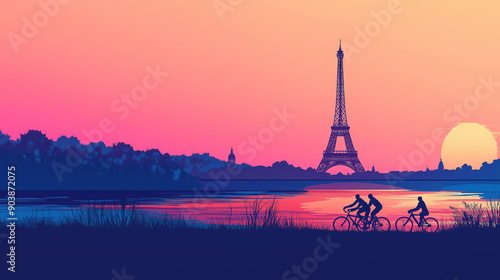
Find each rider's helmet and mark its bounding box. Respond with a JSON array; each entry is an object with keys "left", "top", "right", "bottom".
[
  {"left": 368, "top": 194, "right": 373, "bottom": 199},
  {"left": 355, "top": 194, "right": 360, "bottom": 199},
  {"left": 418, "top": 196, "right": 423, "bottom": 201}
]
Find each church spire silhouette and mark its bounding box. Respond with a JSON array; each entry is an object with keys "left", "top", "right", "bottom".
[{"left": 228, "top": 147, "right": 235, "bottom": 164}]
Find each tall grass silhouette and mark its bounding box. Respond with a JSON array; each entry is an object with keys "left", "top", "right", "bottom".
[
  {"left": 243, "top": 197, "right": 316, "bottom": 229},
  {"left": 3, "top": 196, "right": 319, "bottom": 230},
  {"left": 449, "top": 198, "right": 500, "bottom": 229}
]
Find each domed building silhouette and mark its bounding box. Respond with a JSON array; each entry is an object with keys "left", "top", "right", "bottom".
[
  {"left": 228, "top": 147, "right": 235, "bottom": 164},
  {"left": 438, "top": 158, "right": 444, "bottom": 171}
]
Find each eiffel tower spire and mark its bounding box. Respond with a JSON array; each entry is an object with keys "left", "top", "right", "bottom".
[
  {"left": 334, "top": 39, "right": 347, "bottom": 127},
  {"left": 317, "top": 41, "right": 365, "bottom": 173}
]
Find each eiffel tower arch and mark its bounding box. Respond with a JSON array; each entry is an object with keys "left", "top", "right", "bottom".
[{"left": 317, "top": 41, "right": 365, "bottom": 173}]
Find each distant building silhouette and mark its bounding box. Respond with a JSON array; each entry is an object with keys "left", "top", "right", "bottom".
[
  {"left": 371, "top": 165, "right": 375, "bottom": 172},
  {"left": 438, "top": 158, "right": 444, "bottom": 171},
  {"left": 228, "top": 147, "right": 235, "bottom": 164}
]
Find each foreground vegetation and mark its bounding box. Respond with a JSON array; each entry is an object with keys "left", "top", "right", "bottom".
[
  {"left": 2, "top": 199, "right": 499, "bottom": 279},
  {"left": 449, "top": 199, "right": 500, "bottom": 229},
  {"left": 2, "top": 197, "right": 322, "bottom": 231}
]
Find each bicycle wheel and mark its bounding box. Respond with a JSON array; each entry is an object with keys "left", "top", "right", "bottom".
[
  {"left": 372, "top": 217, "right": 391, "bottom": 232},
  {"left": 421, "top": 217, "right": 439, "bottom": 233},
  {"left": 333, "top": 216, "right": 351, "bottom": 231},
  {"left": 395, "top": 217, "right": 413, "bottom": 232}
]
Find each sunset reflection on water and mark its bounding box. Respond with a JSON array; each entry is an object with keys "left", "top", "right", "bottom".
[{"left": 136, "top": 183, "right": 486, "bottom": 227}]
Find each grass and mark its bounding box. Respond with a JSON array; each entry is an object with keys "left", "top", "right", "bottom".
[
  {"left": 242, "top": 197, "right": 320, "bottom": 230},
  {"left": 8, "top": 203, "right": 202, "bottom": 230},
  {"left": 449, "top": 198, "right": 500, "bottom": 229},
  {"left": 2, "top": 196, "right": 323, "bottom": 231},
  {"left": 5, "top": 198, "right": 500, "bottom": 279}
]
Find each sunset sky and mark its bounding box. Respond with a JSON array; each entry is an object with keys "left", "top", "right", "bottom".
[{"left": 1, "top": 1, "right": 499, "bottom": 172}]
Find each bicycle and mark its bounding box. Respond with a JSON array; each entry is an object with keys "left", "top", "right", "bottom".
[
  {"left": 363, "top": 215, "right": 391, "bottom": 231},
  {"left": 333, "top": 209, "right": 369, "bottom": 231},
  {"left": 395, "top": 212, "right": 439, "bottom": 232}
]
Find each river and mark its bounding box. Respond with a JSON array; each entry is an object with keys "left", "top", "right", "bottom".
[{"left": 2, "top": 180, "right": 499, "bottom": 228}]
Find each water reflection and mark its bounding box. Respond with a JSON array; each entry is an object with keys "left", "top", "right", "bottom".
[
  {"left": 0, "top": 182, "right": 494, "bottom": 228},
  {"left": 135, "top": 183, "right": 486, "bottom": 227}
]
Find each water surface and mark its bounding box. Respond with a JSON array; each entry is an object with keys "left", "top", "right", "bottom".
[{"left": 2, "top": 181, "right": 498, "bottom": 228}]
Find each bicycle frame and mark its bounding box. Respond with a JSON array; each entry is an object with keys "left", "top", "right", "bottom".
[
  {"left": 408, "top": 212, "right": 428, "bottom": 227},
  {"left": 345, "top": 210, "right": 366, "bottom": 228},
  {"left": 335, "top": 210, "right": 390, "bottom": 232}
]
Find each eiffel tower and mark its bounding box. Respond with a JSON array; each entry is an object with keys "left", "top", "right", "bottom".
[{"left": 317, "top": 41, "right": 365, "bottom": 173}]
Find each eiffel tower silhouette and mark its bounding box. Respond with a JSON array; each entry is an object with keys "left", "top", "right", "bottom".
[{"left": 317, "top": 41, "right": 365, "bottom": 173}]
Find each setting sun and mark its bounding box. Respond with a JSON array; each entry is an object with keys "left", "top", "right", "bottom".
[{"left": 441, "top": 123, "right": 498, "bottom": 170}]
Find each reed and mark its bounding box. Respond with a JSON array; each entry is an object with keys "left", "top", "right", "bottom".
[
  {"left": 449, "top": 198, "right": 500, "bottom": 229},
  {"left": 2, "top": 197, "right": 321, "bottom": 231}
]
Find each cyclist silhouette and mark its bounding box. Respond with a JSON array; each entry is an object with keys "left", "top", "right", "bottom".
[
  {"left": 408, "top": 196, "right": 429, "bottom": 225},
  {"left": 343, "top": 194, "right": 369, "bottom": 222},
  {"left": 367, "top": 194, "right": 382, "bottom": 223}
]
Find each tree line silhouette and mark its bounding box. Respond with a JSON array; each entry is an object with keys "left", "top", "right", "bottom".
[
  {"left": 0, "top": 130, "right": 199, "bottom": 190},
  {"left": 1, "top": 129, "right": 499, "bottom": 190}
]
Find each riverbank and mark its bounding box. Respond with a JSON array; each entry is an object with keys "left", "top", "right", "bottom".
[
  {"left": 2, "top": 200, "right": 500, "bottom": 279},
  {"left": 2, "top": 226, "right": 499, "bottom": 280}
]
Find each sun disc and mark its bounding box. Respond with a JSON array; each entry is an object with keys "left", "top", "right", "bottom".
[{"left": 441, "top": 123, "right": 498, "bottom": 170}]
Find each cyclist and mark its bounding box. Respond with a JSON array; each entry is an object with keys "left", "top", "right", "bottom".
[
  {"left": 343, "top": 194, "right": 369, "bottom": 222},
  {"left": 408, "top": 196, "right": 429, "bottom": 225},
  {"left": 367, "top": 194, "right": 382, "bottom": 224}
]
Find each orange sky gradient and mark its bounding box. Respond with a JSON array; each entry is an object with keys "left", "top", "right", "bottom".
[{"left": 1, "top": 1, "right": 499, "bottom": 172}]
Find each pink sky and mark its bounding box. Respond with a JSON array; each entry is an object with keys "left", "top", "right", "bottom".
[{"left": 1, "top": 1, "right": 499, "bottom": 172}]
